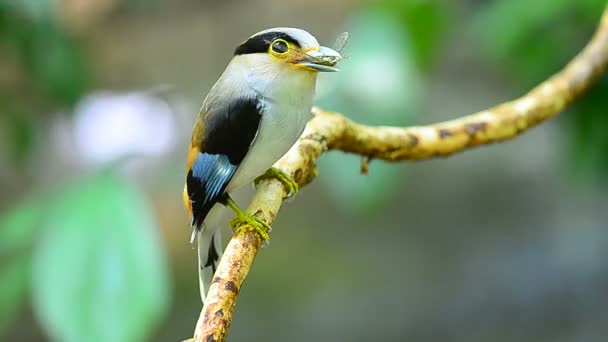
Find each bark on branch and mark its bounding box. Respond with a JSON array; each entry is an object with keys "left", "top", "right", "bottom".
[{"left": 191, "top": 7, "right": 608, "bottom": 341}]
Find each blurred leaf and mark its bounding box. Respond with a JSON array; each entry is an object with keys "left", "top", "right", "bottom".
[
  {"left": 20, "top": 20, "right": 91, "bottom": 106},
  {"left": 472, "top": 0, "right": 608, "bottom": 180},
  {"left": 573, "top": 0, "right": 608, "bottom": 23},
  {"left": 371, "top": 0, "right": 447, "bottom": 69},
  {"left": 320, "top": 10, "right": 422, "bottom": 124},
  {"left": 568, "top": 79, "right": 608, "bottom": 181},
  {"left": 472, "top": 0, "right": 603, "bottom": 85},
  {"left": 0, "top": 256, "right": 29, "bottom": 337},
  {"left": 32, "top": 173, "right": 170, "bottom": 342},
  {"left": 2, "top": 112, "right": 36, "bottom": 164},
  {"left": 0, "top": 196, "right": 41, "bottom": 337},
  {"left": 0, "top": 0, "right": 54, "bottom": 20},
  {"left": 472, "top": 0, "right": 570, "bottom": 84},
  {"left": 0, "top": 197, "right": 42, "bottom": 255},
  {"left": 12, "top": 116, "right": 35, "bottom": 163},
  {"left": 473, "top": 0, "right": 570, "bottom": 56},
  {"left": 317, "top": 10, "right": 422, "bottom": 215},
  {"left": 0, "top": 2, "right": 91, "bottom": 106}
]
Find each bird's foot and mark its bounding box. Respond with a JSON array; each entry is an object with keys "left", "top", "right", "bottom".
[
  {"left": 229, "top": 213, "right": 271, "bottom": 246},
  {"left": 254, "top": 167, "right": 298, "bottom": 198},
  {"left": 224, "top": 196, "right": 271, "bottom": 245}
]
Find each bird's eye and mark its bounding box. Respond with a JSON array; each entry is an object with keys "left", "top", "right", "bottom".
[{"left": 270, "top": 39, "right": 289, "bottom": 54}]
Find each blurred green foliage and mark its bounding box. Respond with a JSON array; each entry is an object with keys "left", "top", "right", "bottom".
[
  {"left": 318, "top": 0, "right": 444, "bottom": 215},
  {"left": 32, "top": 173, "right": 169, "bottom": 342},
  {"left": 569, "top": 79, "right": 608, "bottom": 178},
  {"left": 1, "top": 2, "right": 173, "bottom": 341},
  {"left": 0, "top": 1, "right": 91, "bottom": 106},
  {"left": 0, "top": 197, "right": 41, "bottom": 336},
  {"left": 0, "top": 255, "right": 29, "bottom": 335},
  {"left": 373, "top": 0, "right": 447, "bottom": 69},
  {"left": 0, "top": 198, "right": 41, "bottom": 255},
  {"left": 472, "top": 0, "right": 600, "bottom": 83},
  {"left": 3, "top": 112, "right": 35, "bottom": 163},
  {"left": 472, "top": 0, "right": 608, "bottom": 181},
  {"left": 314, "top": 0, "right": 607, "bottom": 215},
  {"left": 0, "top": 1, "right": 91, "bottom": 166},
  {"left": 0, "top": 173, "right": 170, "bottom": 341},
  {"left": 317, "top": 16, "right": 413, "bottom": 214}
]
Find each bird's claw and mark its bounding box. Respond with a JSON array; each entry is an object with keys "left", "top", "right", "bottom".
[
  {"left": 224, "top": 195, "right": 271, "bottom": 245},
  {"left": 230, "top": 213, "right": 271, "bottom": 245},
  {"left": 255, "top": 167, "right": 299, "bottom": 198}
]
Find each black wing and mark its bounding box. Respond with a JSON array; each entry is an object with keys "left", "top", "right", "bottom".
[{"left": 187, "top": 97, "right": 262, "bottom": 229}]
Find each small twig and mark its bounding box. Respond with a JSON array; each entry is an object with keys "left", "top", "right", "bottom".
[
  {"left": 192, "top": 7, "right": 608, "bottom": 341},
  {"left": 360, "top": 156, "right": 371, "bottom": 175}
]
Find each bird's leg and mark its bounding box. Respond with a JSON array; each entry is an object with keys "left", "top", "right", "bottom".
[
  {"left": 254, "top": 167, "right": 299, "bottom": 198},
  {"left": 222, "top": 195, "right": 271, "bottom": 242}
]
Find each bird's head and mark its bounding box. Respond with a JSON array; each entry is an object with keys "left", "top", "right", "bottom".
[{"left": 233, "top": 27, "right": 342, "bottom": 73}]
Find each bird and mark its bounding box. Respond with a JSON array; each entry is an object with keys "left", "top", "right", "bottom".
[{"left": 183, "top": 27, "right": 342, "bottom": 302}]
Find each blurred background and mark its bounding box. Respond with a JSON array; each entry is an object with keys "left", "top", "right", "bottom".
[{"left": 1, "top": 0, "right": 608, "bottom": 341}]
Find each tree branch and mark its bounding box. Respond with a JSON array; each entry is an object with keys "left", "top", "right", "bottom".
[{"left": 191, "top": 7, "right": 608, "bottom": 342}]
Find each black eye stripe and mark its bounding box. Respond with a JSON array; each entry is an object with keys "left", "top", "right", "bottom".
[{"left": 234, "top": 32, "right": 300, "bottom": 55}]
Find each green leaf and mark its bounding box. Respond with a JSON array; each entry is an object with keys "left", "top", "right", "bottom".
[
  {"left": 0, "top": 257, "right": 30, "bottom": 337},
  {"left": 371, "top": 0, "right": 447, "bottom": 69},
  {"left": 0, "top": 196, "right": 43, "bottom": 336},
  {"left": 1, "top": 0, "right": 54, "bottom": 21},
  {"left": 0, "top": 111, "right": 36, "bottom": 166},
  {"left": 567, "top": 79, "right": 608, "bottom": 181},
  {"left": 572, "top": 0, "right": 608, "bottom": 23},
  {"left": 472, "top": 0, "right": 570, "bottom": 56},
  {"left": 23, "top": 20, "right": 91, "bottom": 106},
  {"left": 471, "top": 0, "right": 608, "bottom": 180},
  {"left": 0, "top": 3, "right": 91, "bottom": 106},
  {"left": 471, "top": 0, "right": 602, "bottom": 85},
  {"left": 32, "top": 173, "right": 170, "bottom": 342},
  {"left": 0, "top": 197, "right": 42, "bottom": 256}
]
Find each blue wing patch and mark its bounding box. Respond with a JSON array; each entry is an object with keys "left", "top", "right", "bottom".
[
  {"left": 187, "top": 96, "right": 263, "bottom": 230},
  {"left": 187, "top": 153, "right": 236, "bottom": 229}
]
